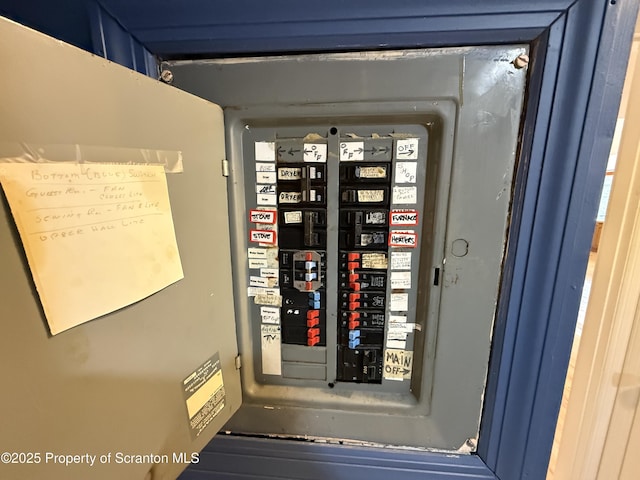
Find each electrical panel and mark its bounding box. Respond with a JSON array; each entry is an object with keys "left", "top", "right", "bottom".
[
  {"left": 245, "top": 125, "right": 428, "bottom": 388},
  {"left": 169, "top": 45, "right": 528, "bottom": 449}
]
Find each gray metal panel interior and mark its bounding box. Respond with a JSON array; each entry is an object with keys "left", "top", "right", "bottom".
[
  {"left": 169, "top": 46, "right": 527, "bottom": 449},
  {"left": 0, "top": 18, "right": 241, "bottom": 480}
]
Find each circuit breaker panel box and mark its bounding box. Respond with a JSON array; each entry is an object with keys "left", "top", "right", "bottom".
[
  {"left": 244, "top": 125, "right": 429, "bottom": 390},
  {"left": 169, "top": 46, "right": 528, "bottom": 449}
]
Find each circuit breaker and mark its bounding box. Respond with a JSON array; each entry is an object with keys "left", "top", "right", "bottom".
[
  {"left": 245, "top": 125, "right": 428, "bottom": 388},
  {"left": 169, "top": 45, "right": 527, "bottom": 449}
]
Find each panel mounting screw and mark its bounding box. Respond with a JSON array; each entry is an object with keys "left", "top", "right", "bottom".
[
  {"left": 513, "top": 54, "right": 529, "bottom": 69},
  {"left": 465, "top": 438, "right": 476, "bottom": 449},
  {"left": 159, "top": 69, "right": 174, "bottom": 84}
]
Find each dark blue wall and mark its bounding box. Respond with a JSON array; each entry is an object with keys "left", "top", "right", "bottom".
[{"left": 0, "top": 0, "right": 94, "bottom": 52}]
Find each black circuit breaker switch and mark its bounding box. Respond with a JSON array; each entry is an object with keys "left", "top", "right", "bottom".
[{"left": 304, "top": 211, "right": 321, "bottom": 247}]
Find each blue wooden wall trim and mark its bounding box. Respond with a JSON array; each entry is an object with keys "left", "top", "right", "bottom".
[
  {"left": 181, "top": 435, "right": 496, "bottom": 480},
  {"left": 98, "top": 0, "right": 570, "bottom": 57},
  {"left": 89, "top": 2, "right": 156, "bottom": 76}
]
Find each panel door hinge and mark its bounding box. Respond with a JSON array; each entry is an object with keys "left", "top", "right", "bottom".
[
  {"left": 235, "top": 354, "right": 242, "bottom": 370},
  {"left": 222, "top": 159, "right": 230, "bottom": 177}
]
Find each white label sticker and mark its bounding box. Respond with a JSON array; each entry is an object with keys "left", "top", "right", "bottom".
[
  {"left": 389, "top": 314, "right": 407, "bottom": 323},
  {"left": 340, "top": 141, "right": 364, "bottom": 161},
  {"left": 255, "top": 142, "right": 276, "bottom": 161},
  {"left": 304, "top": 143, "right": 327, "bottom": 163},
  {"left": 248, "top": 248, "right": 268, "bottom": 258},
  {"left": 284, "top": 211, "right": 303, "bottom": 224},
  {"left": 389, "top": 231, "right": 417, "bottom": 248},
  {"left": 396, "top": 138, "right": 419, "bottom": 159},
  {"left": 182, "top": 353, "right": 226, "bottom": 438},
  {"left": 278, "top": 167, "right": 302, "bottom": 180},
  {"left": 390, "top": 210, "right": 419, "bottom": 226},
  {"left": 383, "top": 349, "right": 413, "bottom": 380},
  {"left": 256, "top": 184, "right": 277, "bottom": 195},
  {"left": 250, "top": 276, "right": 271, "bottom": 288},
  {"left": 392, "top": 186, "right": 417, "bottom": 205},
  {"left": 391, "top": 251, "right": 412, "bottom": 270},
  {"left": 386, "top": 340, "right": 407, "bottom": 350},
  {"left": 395, "top": 162, "right": 417, "bottom": 183},
  {"left": 261, "top": 324, "right": 282, "bottom": 375},
  {"left": 249, "top": 209, "right": 277, "bottom": 224},
  {"left": 256, "top": 171, "right": 277, "bottom": 184},
  {"left": 390, "top": 293, "right": 409, "bottom": 311},
  {"left": 388, "top": 322, "right": 420, "bottom": 334},
  {"left": 358, "top": 166, "right": 387, "bottom": 178},
  {"left": 254, "top": 287, "right": 282, "bottom": 307},
  {"left": 248, "top": 258, "right": 268, "bottom": 269},
  {"left": 387, "top": 331, "right": 408, "bottom": 341},
  {"left": 260, "top": 268, "right": 279, "bottom": 278},
  {"left": 254, "top": 294, "right": 282, "bottom": 307},
  {"left": 256, "top": 162, "right": 276, "bottom": 172},
  {"left": 250, "top": 230, "right": 277, "bottom": 245},
  {"left": 247, "top": 287, "right": 280, "bottom": 297},
  {"left": 358, "top": 190, "right": 385, "bottom": 202},
  {"left": 257, "top": 194, "right": 278, "bottom": 205},
  {"left": 390, "top": 271, "right": 412, "bottom": 289},
  {"left": 279, "top": 192, "right": 302, "bottom": 204},
  {"left": 361, "top": 253, "right": 388, "bottom": 269},
  {"left": 260, "top": 306, "right": 280, "bottom": 325}
]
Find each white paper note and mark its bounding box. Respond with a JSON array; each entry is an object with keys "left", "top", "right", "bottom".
[{"left": 0, "top": 163, "right": 183, "bottom": 335}]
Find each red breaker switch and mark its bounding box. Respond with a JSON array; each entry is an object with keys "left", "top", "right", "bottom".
[
  {"left": 347, "top": 261, "right": 360, "bottom": 270},
  {"left": 349, "top": 273, "right": 359, "bottom": 282},
  {"left": 307, "top": 328, "right": 320, "bottom": 338},
  {"left": 307, "top": 310, "right": 320, "bottom": 327},
  {"left": 348, "top": 292, "right": 361, "bottom": 310},
  {"left": 307, "top": 336, "right": 320, "bottom": 347},
  {"left": 348, "top": 311, "right": 361, "bottom": 329},
  {"left": 350, "top": 282, "right": 361, "bottom": 291},
  {"left": 347, "top": 253, "right": 361, "bottom": 261}
]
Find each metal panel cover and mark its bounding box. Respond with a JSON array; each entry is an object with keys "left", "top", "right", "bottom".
[{"left": 0, "top": 17, "right": 240, "bottom": 480}]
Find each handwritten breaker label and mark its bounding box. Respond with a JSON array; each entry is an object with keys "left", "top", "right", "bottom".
[
  {"left": 389, "top": 231, "right": 417, "bottom": 248},
  {"left": 396, "top": 138, "right": 419, "bottom": 159},
  {"left": 390, "top": 210, "right": 419, "bottom": 226},
  {"left": 340, "top": 142, "right": 364, "bottom": 161},
  {"left": 250, "top": 229, "right": 277, "bottom": 245},
  {"left": 303, "top": 143, "right": 327, "bottom": 163},
  {"left": 249, "top": 209, "right": 277, "bottom": 224}
]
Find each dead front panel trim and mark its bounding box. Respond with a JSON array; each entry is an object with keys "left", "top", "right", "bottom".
[{"left": 169, "top": 45, "right": 527, "bottom": 448}]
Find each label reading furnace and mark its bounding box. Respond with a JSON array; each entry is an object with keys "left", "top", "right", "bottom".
[{"left": 182, "top": 352, "right": 226, "bottom": 438}]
